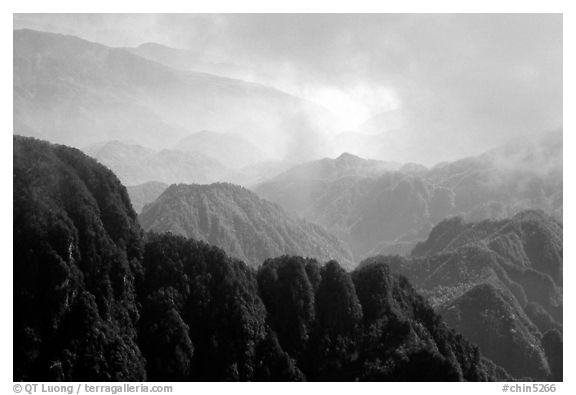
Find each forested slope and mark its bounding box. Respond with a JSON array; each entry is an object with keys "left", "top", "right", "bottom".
[{"left": 14, "top": 136, "right": 509, "bottom": 381}]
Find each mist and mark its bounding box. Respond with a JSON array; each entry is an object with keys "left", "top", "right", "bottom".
[
  {"left": 14, "top": 13, "right": 562, "bottom": 165},
  {"left": 12, "top": 14, "right": 565, "bottom": 384}
]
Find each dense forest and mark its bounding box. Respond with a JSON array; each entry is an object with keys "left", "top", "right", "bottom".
[
  {"left": 361, "top": 211, "right": 563, "bottom": 380},
  {"left": 14, "top": 136, "right": 519, "bottom": 381}
]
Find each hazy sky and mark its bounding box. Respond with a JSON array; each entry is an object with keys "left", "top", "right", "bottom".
[{"left": 14, "top": 13, "right": 562, "bottom": 163}]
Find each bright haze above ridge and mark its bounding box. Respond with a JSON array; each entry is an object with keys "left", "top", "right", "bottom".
[{"left": 14, "top": 13, "right": 562, "bottom": 165}]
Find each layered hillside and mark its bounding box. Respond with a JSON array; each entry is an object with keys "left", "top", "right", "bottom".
[
  {"left": 255, "top": 131, "right": 562, "bottom": 260},
  {"left": 412, "top": 210, "right": 563, "bottom": 287},
  {"left": 256, "top": 164, "right": 452, "bottom": 258},
  {"left": 363, "top": 210, "right": 563, "bottom": 380},
  {"left": 139, "top": 183, "right": 355, "bottom": 269},
  {"left": 14, "top": 136, "right": 508, "bottom": 381}
]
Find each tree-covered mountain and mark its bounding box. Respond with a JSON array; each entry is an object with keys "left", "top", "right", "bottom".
[
  {"left": 14, "top": 136, "right": 512, "bottom": 381},
  {"left": 257, "top": 256, "right": 510, "bottom": 381},
  {"left": 255, "top": 131, "right": 562, "bottom": 260},
  {"left": 362, "top": 210, "right": 563, "bottom": 380},
  {"left": 14, "top": 136, "right": 146, "bottom": 381},
  {"left": 14, "top": 29, "right": 333, "bottom": 158},
  {"left": 139, "top": 238, "right": 508, "bottom": 381},
  {"left": 255, "top": 165, "right": 448, "bottom": 259},
  {"left": 138, "top": 183, "right": 355, "bottom": 269}
]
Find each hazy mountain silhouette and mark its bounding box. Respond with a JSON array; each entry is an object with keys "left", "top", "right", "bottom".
[
  {"left": 83, "top": 140, "right": 243, "bottom": 186},
  {"left": 127, "top": 42, "right": 260, "bottom": 84},
  {"left": 261, "top": 152, "right": 401, "bottom": 183},
  {"left": 14, "top": 29, "right": 333, "bottom": 159},
  {"left": 255, "top": 131, "right": 562, "bottom": 260}
]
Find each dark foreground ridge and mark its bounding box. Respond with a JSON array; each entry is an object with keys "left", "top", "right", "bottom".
[{"left": 14, "top": 136, "right": 510, "bottom": 381}]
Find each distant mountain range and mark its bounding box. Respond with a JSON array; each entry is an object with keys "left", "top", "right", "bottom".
[
  {"left": 139, "top": 182, "right": 355, "bottom": 269},
  {"left": 12, "top": 28, "right": 563, "bottom": 383},
  {"left": 14, "top": 29, "right": 333, "bottom": 158},
  {"left": 362, "top": 210, "right": 563, "bottom": 380},
  {"left": 255, "top": 131, "right": 562, "bottom": 260},
  {"left": 15, "top": 135, "right": 513, "bottom": 381},
  {"left": 84, "top": 134, "right": 295, "bottom": 212},
  {"left": 83, "top": 140, "right": 243, "bottom": 186},
  {"left": 126, "top": 42, "right": 265, "bottom": 86},
  {"left": 83, "top": 130, "right": 294, "bottom": 196}
]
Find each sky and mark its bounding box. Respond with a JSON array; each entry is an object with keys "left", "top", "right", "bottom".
[{"left": 13, "top": 13, "right": 563, "bottom": 164}]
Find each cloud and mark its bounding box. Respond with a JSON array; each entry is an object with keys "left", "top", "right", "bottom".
[{"left": 14, "top": 13, "right": 562, "bottom": 164}]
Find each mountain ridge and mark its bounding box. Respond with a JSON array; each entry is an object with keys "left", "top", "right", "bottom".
[
  {"left": 255, "top": 131, "right": 562, "bottom": 260},
  {"left": 362, "top": 209, "right": 562, "bottom": 380},
  {"left": 139, "top": 182, "right": 356, "bottom": 269},
  {"left": 14, "top": 135, "right": 511, "bottom": 381},
  {"left": 14, "top": 28, "right": 335, "bottom": 160}
]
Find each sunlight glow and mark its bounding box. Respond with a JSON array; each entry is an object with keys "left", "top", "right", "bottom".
[{"left": 298, "top": 85, "right": 402, "bottom": 132}]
